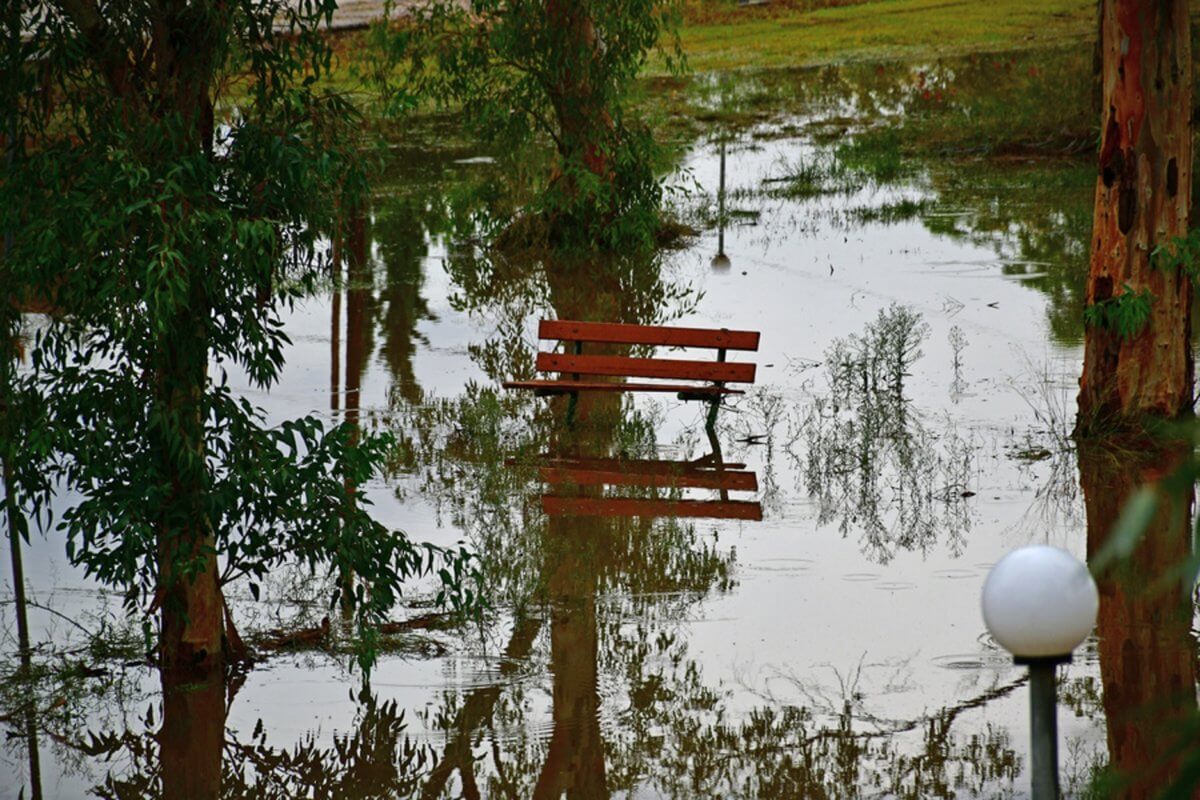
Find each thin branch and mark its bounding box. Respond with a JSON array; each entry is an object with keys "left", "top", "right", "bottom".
[{"left": 0, "top": 597, "right": 93, "bottom": 637}]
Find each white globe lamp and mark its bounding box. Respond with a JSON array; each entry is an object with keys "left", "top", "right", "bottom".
[{"left": 981, "top": 545, "right": 1098, "bottom": 800}]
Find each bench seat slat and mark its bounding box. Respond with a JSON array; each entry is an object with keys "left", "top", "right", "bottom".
[
  {"left": 542, "top": 495, "right": 764, "bottom": 521},
  {"left": 539, "top": 466, "right": 758, "bottom": 492},
  {"left": 537, "top": 352, "right": 756, "bottom": 383},
  {"left": 541, "top": 319, "right": 760, "bottom": 351},
  {"left": 502, "top": 379, "right": 744, "bottom": 396}
]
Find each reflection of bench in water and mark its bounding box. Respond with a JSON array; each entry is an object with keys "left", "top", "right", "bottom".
[
  {"left": 502, "top": 320, "right": 760, "bottom": 429},
  {"left": 522, "top": 455, "right": 763, "bottom": 521}
]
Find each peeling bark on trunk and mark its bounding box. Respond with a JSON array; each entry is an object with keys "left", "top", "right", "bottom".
[
  {"left": 1077, "top": 0, "right": 1192, "bottom": 432},
  {"left": 1080, "top": 442, "right": 1197, "bottom": 796}
]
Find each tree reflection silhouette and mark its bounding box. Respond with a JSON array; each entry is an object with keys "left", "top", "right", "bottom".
[
  {"left": 792, "top": 305, "right": 974, "bottom": 563},
  {"left": 81, "top": 680, "right": 433, "bottom": 800},
  {"left": 1080, "top": 441, "right": 1199, "bottom": 798}
]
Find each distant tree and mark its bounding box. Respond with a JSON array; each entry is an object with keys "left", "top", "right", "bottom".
[
  {"left": 372, "top": 0, "right": 684, "bottom": 251},
  {"left": 1077, "top": 0, "right": 1192, "bottom": 432},
  {"left": 1, "top": 0, "right": 468, "bottom": 681}
]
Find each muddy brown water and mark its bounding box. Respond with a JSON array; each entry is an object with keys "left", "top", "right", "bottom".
[{"left": 3, "top": 60, "right": 1198, "bottom": 799}]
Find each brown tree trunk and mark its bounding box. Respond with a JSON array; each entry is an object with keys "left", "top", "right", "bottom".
[
  {"left": 1077, "top": 0, "right": 1193, "bottom": 432},
  {"left": 155, "top": 283, "right": 222, "bottom": 677},
  {"left": 1080, "top": 441, "right": 1197, "bottom": 797},
  {"left": 152, "top": 13, "right": 224, "bottom": 678},
  {"left": 545, "top": 0, "right": 613, "bottom": 187}
]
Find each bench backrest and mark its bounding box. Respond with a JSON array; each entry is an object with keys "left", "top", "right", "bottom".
[
  {"left": 540, "top": 320, "right": 759, "bottom": 350},
  {"left": 539, "top": 462, "right": 758, "bottom": 492},
  {"left": 538, "top": 319, "right": 759, "bottom": 384},
  {"left": 542, "top": 496, "right": 764, "bottom": 521}
]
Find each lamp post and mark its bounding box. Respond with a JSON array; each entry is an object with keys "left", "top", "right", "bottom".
[
  {"left": 981, "top": 545, "right": 1098, "bottom": 800},
  {"left": 710, "top": 139, "right": 731, "bottom": 271}
]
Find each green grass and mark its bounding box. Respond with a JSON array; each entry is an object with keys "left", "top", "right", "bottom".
[
  {"left": 669, "top": 0, "right": 1096, "bottom": 74},
  {"left": 327, "top": 0, "right": 1099, "bottom": 108}
]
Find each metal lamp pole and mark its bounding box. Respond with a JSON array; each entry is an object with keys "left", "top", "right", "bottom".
[{"left": 1019, "top": 655, "right": 1070, "bottom": 798}]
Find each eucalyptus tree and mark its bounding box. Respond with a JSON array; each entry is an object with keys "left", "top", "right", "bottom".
[
  {"left": 1, "top": 0, "right": 466, "bottom": 680},
  {"left": 1077, "top": 0, "right": 1192, "bottom": 430},
  {"left": 374, "top": 0, "right": 684, "bottom": 251}
]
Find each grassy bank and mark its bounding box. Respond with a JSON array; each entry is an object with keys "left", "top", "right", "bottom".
[
  {"left": 670, "top": 0, "right": 1096, "bottom": 73},
  {"left": 329, "top": 0, "right": 1101, "bottom": 97}
]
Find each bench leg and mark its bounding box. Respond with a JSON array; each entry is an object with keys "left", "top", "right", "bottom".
[
  {"left": 705, "top": 397, "right": 721, "bottom": 432},
  {"left": 566, "top": 391, "right": 579, "bottom": 428}
]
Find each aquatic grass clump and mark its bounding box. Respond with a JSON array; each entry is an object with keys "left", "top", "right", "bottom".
[
  {"left": 840, "top": 197, "right": 932, "bottom": 226},
  {"left": 765, "top": 151, "right": 863, "bottom": 199},
  {"left": 835, "top": 127, "right": 909, "bottom": 183}
]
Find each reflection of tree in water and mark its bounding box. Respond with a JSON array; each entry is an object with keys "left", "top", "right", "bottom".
[
  {"left": 1079, "top": 441, "right": 1200, "bottom": 798},
  {"left": 647, "top": 686, "right": 1022, "bottom": 799},
  {"left": 791, "top": 305, "right": 974, "bottom": 563},
  {"left": 77, "top": 677, "right": 433, "bottom": 799},
  {"left": 334, "top": 143, "right": 532, "bottom": 408},
  {"left": 371, "top": 193, "right": 439, "bottom": 405},
  {"left": 688, "top": 54, "right": 1099, "bottom": 350},
  {"left": 920, "top": 162, "right": 1094, "bottom": 345}
]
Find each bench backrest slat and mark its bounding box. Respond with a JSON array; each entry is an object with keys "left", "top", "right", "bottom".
[
  {"left": 538, "top": 352, "right": 755, "bottom": 384},
  {"left": 542, "top": 496, "right": 764, "bottom": 521},
  {"left": 541, "top": 319, "right": 759, "bottom": 351},
  {"left": 539, "top": 466, "right": 758, "bottom": 492}
]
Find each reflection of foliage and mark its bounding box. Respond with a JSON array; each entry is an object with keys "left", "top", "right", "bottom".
[
  {"left": 648, "top": 680, "right": 1023, "bottom": 799},
  {"left": 0, "top": 656, "right": 151, "bottom": 783},
  {"left": 81, "top": 691, "right": 432, "bottom": 799},
  {"left": 444, "top": 247, "right": 701, "bottom": 340},
  {"left": 792, "top": 305, "right": 974, "bottom": 563},
  {"left": 921, "top": 161, "right": 1094, "bottom": 345},
  {"left": 389, "top": 383, "right": 735, "bottom": 611}
]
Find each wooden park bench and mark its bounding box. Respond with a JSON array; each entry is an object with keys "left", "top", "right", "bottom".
[{"left": 502, "top": 320, "right": 760, "bottom": 429}]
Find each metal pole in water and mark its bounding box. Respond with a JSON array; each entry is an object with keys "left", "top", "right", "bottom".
[
  {"left": 717, "top": 140, "right": 726, "bottom": 258},
  {"left": 1026, "top": 658, "right": 1061, "bottom": 799}
]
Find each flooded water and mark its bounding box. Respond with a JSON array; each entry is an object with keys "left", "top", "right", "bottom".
[{"left": 3, "top": 49, "right": 1198, "bottom": 799}]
